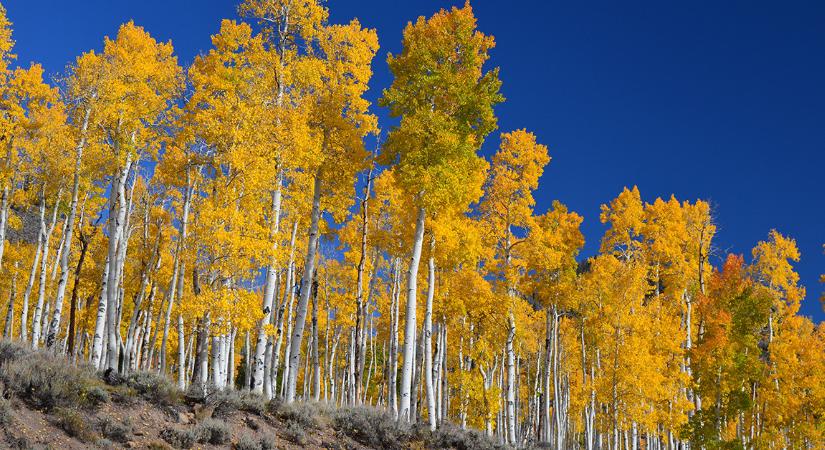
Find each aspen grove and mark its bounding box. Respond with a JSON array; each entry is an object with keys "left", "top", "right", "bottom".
[{"left": 0, "top": 1, "right": 823, "bottom": 449}]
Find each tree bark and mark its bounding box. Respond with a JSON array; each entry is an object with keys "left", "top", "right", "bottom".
[
  {"left": 67, "top": 213, "right": 92, "bottom": 357},
  {"left": 399, "top": 205, "right": 426, "bottom": 422},
  {"left": 31, "top": 191, "right": 61, "bottom": 349},
  {"left": 45, "top": 107, "right": 90, "bottom": 348},
  {"left": 424, "top": 236, "right": 437, "bottom": 430},
  {"left": 20, "top": 198, "right": 45, "bottom": 343},
  {"left": 285, "top": 169, "right": 322, "bottom": 403},
  {"left": 253, "top": 174, "right": 282, "bottom": 393},
  {"left": 105, "top": 155, "right": 133, "bottom": 370},
  {"left": 353, "top": 164, "right": 373, "bottom": 403}
]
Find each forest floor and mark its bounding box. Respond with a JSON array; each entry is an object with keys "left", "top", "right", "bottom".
[{"left": 0, "top": 340, "right": 504, "bottom": 450}]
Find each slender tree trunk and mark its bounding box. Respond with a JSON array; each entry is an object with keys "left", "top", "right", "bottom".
[
  {"left": 311, "top": 273, "right": 321, "bottom": 402},
  {"left": 106, "top": 156, "right": 133, "bottom": 371},
  {"left": 388, "top": 257, "right": 400, "bottom": 416},
  {"left": 91, "top": 255, "right": 110, "bottom": 368},
  {"left": 20, "top": 199, "right": 45, "bottom": 343},
  {"left": 285, "top": 169, "right": 323, "bottom": 403},
  {"left": 45, "top": 107, "right": 89, "bottom": 348},
  {"left": 160, "top": 257, "right": 179, "bottom": 372},
  {"left": 0, "top": 185, "right": 9, "bottom": 271},
  {"left": 424, "top": 236, "right": 437, "bottom": 430},
  {"left": 4, "top": 261, "right": 18, "bottom": 338},
  {"left": 195, "top": 313, "right": 211, "bottom": 392},
  {"left": 353, "top": 164, "right": 373, "bottom": 403},
  {"left": 67, "top": 218, "right": 91, "bottom": 357},
  {"left": 253, "top": 175, "right": 282, "bottom": 393},
  {"left": 273, "top": 220, "right": 298, "bottom": 397},
  {"left": 124, "top": 221, "right": 160, "bottom": 371},
  {"left": 32, "top": 192, "right": 61, "bottom": 349},
  {"left": 399, "top": 205, "right": 426, "bottom": 421},
  {"left": 505, "top": 313, "right": 517, "bottom": 445}
]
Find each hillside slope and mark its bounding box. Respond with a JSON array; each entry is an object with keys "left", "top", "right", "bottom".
[{"left": 0, "top": 341, "right": 503, "bottom": 450}]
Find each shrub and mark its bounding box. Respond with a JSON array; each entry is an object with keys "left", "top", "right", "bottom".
[
  {"left": 5, "top": 435, "right": 29, "bottom": 450},
  {"left": 87, "top": 385, "right": 110, "bottom": 405},
  {"left": 268, "top": 399, "right": 321, "bottom": 429},
  {"left": 259, "top": 435, "right": 276, "bottom": 450},
  {"left": 283, "top": 420, "right": 307, "bottom": 446},
  {"left": 427, "top": 422, "right": 502, "bottom": 450},
  {"left": 54, "top": 407, "right": 96, "bottom": 442},
  {"left": 234, "top": 434, "right": 261, "bottom": 450},
  {"left": 125, "top": 371, "right": 181, "bottom": 406},
  {"left": 2, "top": 352, "right": 105, "bottom": 410},
  {"left": 97, "top": 416, "right": 132, "bottom": 443},
  {"left": 0, "top": 396, "right": 12, "bottom": 427},
  {"left": 211, "top": 389, "right": 266, "bottom": 417},
  {"left": 194, "top": 418, "right": 231, "bottom": 445},
  {"left": 332, "top": 406, "right": 411, "bottom": 450},
  {"left": 160, "top": 426, "right": 196, "bottom": 449},
  {"left": 0, "top": 341, "right": 29, "bottom": 367}
]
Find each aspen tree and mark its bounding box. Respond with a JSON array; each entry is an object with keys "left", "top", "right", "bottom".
[
  {"left": 283, "top": 18, "right": 378, "bottom": 403},
  {"left": 380, "top": 2, "right": 502, "bottom": 422},
  {"left": 90, "top": 22, "right": 182, "bottom": 371},
  {"left": 238, "top": 0, "right": 326, "bottom": 394}
]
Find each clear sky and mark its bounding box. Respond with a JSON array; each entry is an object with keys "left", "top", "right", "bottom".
[{"left": 4, "top": 0, "right": 824, "bottom": 321}]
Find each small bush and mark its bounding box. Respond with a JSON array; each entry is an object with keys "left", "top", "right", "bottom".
[
  {"left": 211, "top": 389, "right": 266, "bottom": 417},
  {"left": 268, "top": 399, "right": 321, "bottom": 429},
  {"left": 0, "top": 396, "right": 13, "bottom": 427},
  {"left": 97, "top": 416, "right": 132, "bottom": 443},
  {"left": 427, "top": 422, "right": 502, "bottom": 450},
  {"left": 259, "top": 435, "right": 276, "bottom": 450},
  {"left": 333, "top": 406, "right": 411, "bottom": 450},
  {"left": 2, "top": 352, "right": 105, "bottom": 410},
  {"left": 5, "top": 435, "right": 29, "bottom": 450},
  {"left": 234, "top": 434, "right": 261, "bottom": 450},
  {"left": 0, "top": 341, "right": 29, "bottom": 367},
  {"left": 160, "top": 426, "right": 196, "bottom": 449},
  {"left": 54, "top": 407, "right": 96, "bottom": 442},
  {"left": 87, "top": 385, "right": 110, "bottom": 405},
  {"left": 194, "top": 418, "right": 231, "bottom": 445},
  {"left": 125, "top": 371, "right": 181, "bottom": 406},
  {"left": 184, "top": 383, "right": 213, "bottom": 402},
  {"left": 284, "top": 420, "right": 307, "bottom": 445}
]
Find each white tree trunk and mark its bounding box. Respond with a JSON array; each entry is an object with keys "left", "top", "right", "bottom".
[
  {"left": 20, "top": 200, "right": 45, "bottom": 343},
  {"left": 273, "top": 220, "right": 298, "bottom": 397},
  {"left": 212, "top": 333, "right": 222, "bottom": 389},
  {"left": 159, "top": 253, "right": 179, "bottom": 371},
  {"left": 91, "top": 255, "right": 110, "bottom": 368},
  {"left": 4, "top": 262, "right": 18, "bottom": 337},
  {"left": 505, "top": 313, "right": 517, "bottom": 445},
  {"left": 174, "top": 176, "right": 194, "bottom": 387},
  {"left": 285, "top": 170, "right": 322, "bottom": 403},
  {"left": 424, "top": 237, "right": 437, "bottom": 430},
  {"left": 253, "top": 176, "right": 282, "bottom": 393},
  {"left": 399, "top": 205, "right": 425, "bottom": 422},
  {"left": 45, "top": 107, "right": 89, "bottom": 348},
  {"left": 388, "top": 257, "right": 400, "bottom": 416},
  {"left": 106, "top": 156, "right": 132, "bottom": 371},
  {"left": 353, "top": 165, "right": 373, "bottom": 403},
  {"left": 31, "top": 193, "right": 61, "bottom": 349}
]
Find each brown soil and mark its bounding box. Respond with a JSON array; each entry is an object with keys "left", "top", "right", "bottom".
[{"left": 0, "top": 394, "right": 372, "bottom": 449}]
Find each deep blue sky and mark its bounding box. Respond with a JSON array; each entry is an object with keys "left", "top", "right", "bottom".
[{"left": 5, "top": 1, "right": 824, "bottom": 321}]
